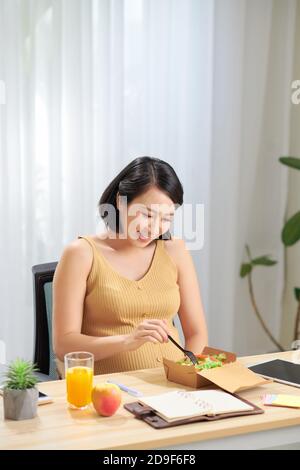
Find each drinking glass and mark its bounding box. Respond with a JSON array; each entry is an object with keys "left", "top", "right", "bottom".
[{"left": 64, "top": 352, "right": 94, "bottom": 409}]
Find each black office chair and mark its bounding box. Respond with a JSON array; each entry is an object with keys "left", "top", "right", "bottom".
[{"left": 32, "top": 262, "right": 58, "bottom": 381}]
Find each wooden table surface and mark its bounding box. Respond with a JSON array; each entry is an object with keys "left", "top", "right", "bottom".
[{"left": 1, "top": 350, "right": 300, "bottom": 450}]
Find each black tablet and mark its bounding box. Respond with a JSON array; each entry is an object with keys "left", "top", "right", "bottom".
[{"left": 248, "top": 359, "right": 300, "bottom": 388}]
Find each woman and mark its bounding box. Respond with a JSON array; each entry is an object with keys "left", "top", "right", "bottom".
[{"left": 52, "top": 156, "right": 208, "bottom": 377}]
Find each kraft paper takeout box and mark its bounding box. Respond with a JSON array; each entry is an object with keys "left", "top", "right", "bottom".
[{"left": 163, "top": 346, "right": 272, "bottom": 394}]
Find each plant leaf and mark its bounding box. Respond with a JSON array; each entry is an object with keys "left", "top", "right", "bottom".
[
  {"left": 245, "top": 244, "right": 252, "bottom": 262},
  {"left": 240, "top": 263, "right": 252, "bottom": 278},
  {"left": 279, "top": 156, "right": 300, "bottom": 171},
  {"left": 3, "top": 358, "right": 39, "bottom": 390},
  {"left": 295, "top": 288, "right": 300, "bottom": 302},
  {"left": 282, "top": 211, "right": 300, "bottom": 246},
  {"left": 251, "top": 256, "right": 277, "bottom": 266}
]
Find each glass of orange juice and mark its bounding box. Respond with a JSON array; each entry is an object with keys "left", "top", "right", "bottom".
[{"left": 64, "top": 352, "right": 94, "bottom": 409}]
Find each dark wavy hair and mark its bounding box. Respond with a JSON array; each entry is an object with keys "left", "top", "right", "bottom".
[{"left": 98, "top": 156, "right": 184, "bottom": 240}]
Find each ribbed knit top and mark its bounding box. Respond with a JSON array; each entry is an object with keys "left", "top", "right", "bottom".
[{"left": 56, "top": 235, "right": 183, "bottom": 377}]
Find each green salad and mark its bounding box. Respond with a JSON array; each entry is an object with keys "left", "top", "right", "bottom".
[{"left": 176, "top": 353, "right": 227, "bottom": 371}]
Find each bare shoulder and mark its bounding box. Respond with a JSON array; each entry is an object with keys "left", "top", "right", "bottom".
[
  {"left": 163, "top": 237, "right": 189, "bottom": 266},
  {"left": 56, "top": 238, "right": 93, "bottom": 275},
  {"left": 164, "top": 236, "right": 187, "bottom": 251},
  {"left": 163, "top": 237, "right": 197, "bottom": 283},
  {"left": 62, "top": 238, "right": 92, "bottom": 259}
]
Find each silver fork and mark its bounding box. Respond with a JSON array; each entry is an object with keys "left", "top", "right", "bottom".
[{"left": 167, "top": 335, "right": 198, "bottom": 365}]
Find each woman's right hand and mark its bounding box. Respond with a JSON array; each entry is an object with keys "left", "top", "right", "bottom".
[{"left": 125, "top": 319, "right": 170, "bottom": 352}]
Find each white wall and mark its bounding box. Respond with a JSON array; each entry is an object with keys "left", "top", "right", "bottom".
[{"left": 280, "top": 2, "right": 300, "bottom": 349}]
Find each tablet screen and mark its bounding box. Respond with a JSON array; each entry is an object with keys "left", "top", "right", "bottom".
[{"left": 248, "top": 359, "right": 300, "bottom": 388}]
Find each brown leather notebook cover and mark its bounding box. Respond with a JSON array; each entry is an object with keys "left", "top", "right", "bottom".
[{"left": 124, "top": 392, "right": 264, "bottom": 429}]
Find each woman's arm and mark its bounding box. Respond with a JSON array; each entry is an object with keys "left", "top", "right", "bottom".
[
  {"left": 52, "top": 239, "right": 170, "bottom": 362},
  {"left": 52, "top": 240, "right": 130, "bottom": 361},
  {"left": 165, "top": 238, "right": 209, "bottom": 354}
]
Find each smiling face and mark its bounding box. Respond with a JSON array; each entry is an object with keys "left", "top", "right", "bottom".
[{"left": 117, "top": 186, "right": 175, "bottom": 245}]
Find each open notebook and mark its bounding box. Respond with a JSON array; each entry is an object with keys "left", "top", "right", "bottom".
[{"left": 137, "top": 389, "right": 254, "bottom": 423}]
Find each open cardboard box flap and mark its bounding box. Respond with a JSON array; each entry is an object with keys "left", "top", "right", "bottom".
[{"left": 163, "top": 346, "right": 272, "bottom": 394}]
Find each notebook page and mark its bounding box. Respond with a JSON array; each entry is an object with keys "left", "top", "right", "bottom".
[
  {"left": 189, "top": 390, "right": 254, "bottom": 415},
  {"left": 138, "top": 389, "right": 254, "bottom": 422},
  {"left": 138, "top": 390, "right": 212, "bottom": 421}
]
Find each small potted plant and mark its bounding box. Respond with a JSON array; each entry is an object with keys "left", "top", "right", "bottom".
[{"left": 2, "top": 358, "right": 39, "bottom": 420}]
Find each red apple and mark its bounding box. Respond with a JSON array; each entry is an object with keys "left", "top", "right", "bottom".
[{"left": 91, "top": 383, "right": 122, "bottom": 417}]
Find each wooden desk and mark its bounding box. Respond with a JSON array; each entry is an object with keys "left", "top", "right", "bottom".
[{"left": 1, "top": 350, "right": 300, "bottom": 450}]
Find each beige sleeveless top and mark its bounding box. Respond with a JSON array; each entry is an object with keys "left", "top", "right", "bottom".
[{"left": 56, "top": 235, "right": 183, "bottom": 377}]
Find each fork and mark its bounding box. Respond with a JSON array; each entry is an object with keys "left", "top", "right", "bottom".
[{"left": 167, "top": 335, "right": 198, "bottom": 365}]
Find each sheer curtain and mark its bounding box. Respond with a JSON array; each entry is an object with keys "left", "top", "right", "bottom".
[{"left": 0, "top": 0, "right": 296, "bottom": 364}]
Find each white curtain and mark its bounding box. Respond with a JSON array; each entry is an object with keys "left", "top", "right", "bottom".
[
  {"left": 210, "top": 0, "right": 297, "bottom": 354},
  {"left": 0, "top": 0, "right": 297, "bottom": 365}
]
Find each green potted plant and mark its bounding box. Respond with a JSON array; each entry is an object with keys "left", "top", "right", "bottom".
[{"left": 2, "top": 358, "right": 39, "bottom": 420}]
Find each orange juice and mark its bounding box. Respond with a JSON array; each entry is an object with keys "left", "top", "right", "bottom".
[{"left": 66, "top": 366, "right": 93, "bottom": 408}]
